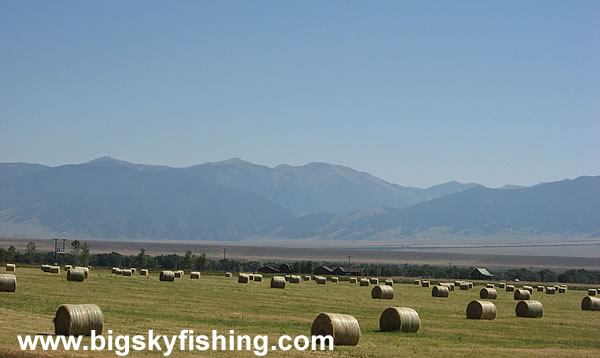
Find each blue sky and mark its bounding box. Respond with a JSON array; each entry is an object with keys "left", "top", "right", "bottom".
[{"left": 1, "top": 1, "right": 598, "bottom": 188}]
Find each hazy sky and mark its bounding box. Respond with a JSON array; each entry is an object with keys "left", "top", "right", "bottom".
[{"left": 1, "top": 1, "right": 598, "bottom": 188}]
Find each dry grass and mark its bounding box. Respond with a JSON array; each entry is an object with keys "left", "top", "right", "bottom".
[{"left": 0, "top": 267, "right": 599, "bottom": 357}]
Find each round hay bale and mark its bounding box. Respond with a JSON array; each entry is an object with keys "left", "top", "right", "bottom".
[
  {"left": 315, "top": 276, "right": 327, "bottom": 285},
  {"left": 6, "top": 264, "right": 15, "bottom": 272},
  {"left": 441, "top": 282, "right": 455, "bottom": 291},
  {"left": 254, "top": 274, "right": 263, "bottom": 282},
  {"left": 238, "top": 273, "right": 249, "bottom": 284},
  {"left": 190, "top": 272, "right": 201, "bottom": 279},
  {"left": 486, "top": 283, "right": 494, "bottom": 288},
  {"left": 174, "top": 271, "right": 182, "bottom": 278},
  {"left": 303, "top": 275, "right": 311, "bottom": 282},
  {"left": 523, "top": 286, "right": 533, "bottom": 294},
  {"left": 349, "top": 277, "right": 357, "bottom": 284},
  {"left": 454, "top": 281, "right": 463, "bottom": 286},
  {"left": 0, "top": 274, "right": 17, "bottom": 292},
  {"left": 54, "top": 304, "right": 104, "bottom": 336},
  {"left": 360, "top": 278, "right": 370, "bottom": 286},
  {"left": 499, "top": 283, "right": 505, "bottom": 288},
  {"left": 480, "top": 288, "right": 497, "bottom": 299},
  {"left": 372, "top": 285, "right": 394, "bottom": 299},
  {"left": 271, "top": 276, "right": 286, "bottom": 289},
  {"left": 121, "top": 269, "right": 132, "bottom": 277},
  {"left": 160, "top": 271, "right": 175, "bottom": 282},
  {"left": 225, "top": 272, "right": 232, "bottom": 278},
  {"left": 75, "top": 267, "right": 89, "bottom": 279},
  {"left": 414, "top": 279, "right": 421, "bottom": 285},
  {"left": 466, "top": 300, "right": 496, "bottom": 320},
  {"left": 67, "top": 269, "right": 86, "bottom": 282},
  {"left": 516, "top": 300, "right": 543, "bottom": 318},
  {"left": 369, "top": 278, "right": 379, "bottom": 285},
  {"left": 460, "top": 283, "right": 469, "bottom": 290},
  {"left": 385, "top": 279, "right": 393, "bottom": 286},
  {"left": 64, "top": 265, "right": 73, "bottom": 271},
  {"left": 311, "top": 313, "right": 361, "bottom": 346},
  {"left": 331, "top": 277, "right": 339, "bottom": 283},
  {"left": 514, "top": 289, "right": 531, "bottom": 300},
  {"left": 50, "top": 266, "right": 60, "bottom": 274},
  {"left": 581, "top": 296, "right": 600, "bottom": 311},
  {"left": 506, "top": 285, "right": 515, "bottom": 292},
  {"left": 41, "top": 264, "right": 51, "bottom": 272},
  {"left": 140, "top": 269, "right": 149, "bottom": 276},
  {"left": 537, "top": 286, "right": 544, "bottom": 292},
  {"left": 111, "top": 267, "right": 118, "bottom": 274},
  {"left": 130, "top": 268, "right": 136, "bottom": 274},
  {"left": 468, "top": 282, "right": 473, "bottom": 289},
  {"left": 248, "top": 274, "right": 254, "bottom": 281},
  {"left": 284, "top": 275, "right": 290, "bottom": 282},
  {"left": 289, "top": 275, "right": 300, "bottom": 283},
  {"left": 588, "top": 289, "right": 597, "bottom": 296},
  {"left": 558, "top": 287, "right": 567, "bottom": 293},
  {"left": 379, "top": 307, "right": 420, "bottom": 332},
  {"left": 421, "top": 281, "right": 430, "bottom": 288},
  {"left": 432, "top": 285, "right": 449, "bottom": 297},
  {"left": 545, "top": 287, "right": 556, "bottom": 294},
  {"left": 114, "top": 268, "right": 123, "bottom": 275}
]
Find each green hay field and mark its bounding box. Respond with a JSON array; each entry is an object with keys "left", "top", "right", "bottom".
[{"left": 1, "top": 267, "right": 599, "bottom": 357}]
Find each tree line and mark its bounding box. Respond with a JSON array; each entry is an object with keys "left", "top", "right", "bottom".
[{"left": 1, "top": 242, "right": 599, "bottom": 284}]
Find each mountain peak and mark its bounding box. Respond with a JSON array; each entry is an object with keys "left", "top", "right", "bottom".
[
  {"left": 86, "top": 156, "right": 132, "bottom": 166},
  {"left": 84, "top": 157, "right": 171, "bottom": 172},
  {"left": 206, "top": 157, "right": 255, "bottom": 166}
]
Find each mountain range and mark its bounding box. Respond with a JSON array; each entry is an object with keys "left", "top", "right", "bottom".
[{"left": 0, "top": 157, "right": 598, "bottom": 241}]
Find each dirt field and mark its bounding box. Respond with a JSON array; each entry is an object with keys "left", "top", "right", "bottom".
[{"left": 2, "top": 237, "right": 600, "bottom": 271}]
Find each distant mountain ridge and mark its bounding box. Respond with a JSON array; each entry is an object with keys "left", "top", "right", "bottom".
[
  {"left": 0, "top": 163, "right": 49, "bottom": 183},
  {"left": 0, "top": 163, "right": 291, "bottom": 240},
  {"left": 83, "top": 156, "right": 482, "bottom": 214},
  {"left": 0, "top": 157, "right": 597, "bottom": 241},
  {"left": 181, "top": 159, "right": 482, "bottom": 214},
  {"left": 268, "top": 175, "right": 600, "bottom": 240}
]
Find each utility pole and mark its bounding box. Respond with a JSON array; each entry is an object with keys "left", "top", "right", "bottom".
[
  {"left": 347, "top": 256, "right": 352, "bottom": 266},
  {"left": 530, "top": 265, "right": 533, "bottom": 286},
  {"left": 223, "top": 248, "right": 227, "bottom": 261},
  {"left": 53, "top": 238, "right": 66, "bottom": 264}
]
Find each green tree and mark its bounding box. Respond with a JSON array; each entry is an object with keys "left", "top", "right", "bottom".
[
  {"left": 81, "top": 242, "right": 90, "bottom": 266},
  {"left": 136, "top": 248, "right": 148, "bottom": 268},
  {"left": 184, "top": 250, "right": 195, "bottom": 270},
  {"left": 7, "top": 245, "right": 17, "bottom": 262},
  {"left": 247, "top": 260, "right": 260, "bottom": 273},
  {"left": 195, "top": 253, "right": 207, "bottom": 272},
  {"left": 71, "top": 240, "right": 82, "bottom": 265},
  {"left": 25, "top": 241, "right": 37, "bottom": 264}
]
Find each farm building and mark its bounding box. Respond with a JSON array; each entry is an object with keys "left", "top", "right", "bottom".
[
  {"left": 257, "top": 265, "right": 280, "bottom": 274},
  {"left": 313, "top": 265, "right": 334, "bottom": 275},
  {"left": 332, "top": 266, "right": 364, "bottom": 276},
  {"left": 471, "top": 268, "right": 495, "bottom": 280},
  {"left": 279, "top": 264, "right": 294, "bottom": 273}
]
